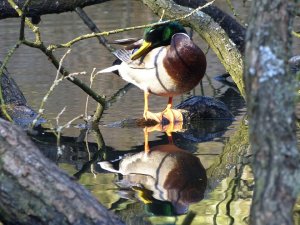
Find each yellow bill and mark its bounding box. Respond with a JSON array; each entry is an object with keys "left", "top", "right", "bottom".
[{"left": 130, "top": 41, "right": 152, "bottom": 60}]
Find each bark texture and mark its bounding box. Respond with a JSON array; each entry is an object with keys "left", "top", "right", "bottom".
[
  {"left": 0, "top": 0, "right": 110, "bottom": 20},
  {"left": 245, "top": 1, "right": 300, "bottom": 224},
  {"left": 142, "top": 0, "right": 245, "bottom": 97},
  {"left": 0, "top": 119, "right": 123, "bottom": 225}
]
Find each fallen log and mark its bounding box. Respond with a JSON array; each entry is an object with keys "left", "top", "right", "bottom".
[{"left": 0, "top": 118, "right": 124, "bottom": 225}]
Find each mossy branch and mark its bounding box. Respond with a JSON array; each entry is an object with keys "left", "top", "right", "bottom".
[{"left": 8, "top": 0, "right": 41, "bottom": 44}]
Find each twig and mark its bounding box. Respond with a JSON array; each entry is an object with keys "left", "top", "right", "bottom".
[
  {"left": 8, "top": 0, "right": 41, "bottom": 44},
  {"left": 85, "top": 68, "right": 97, "bottom": 119},
  {"left": 32, "top": 49, "right": 72, "bottom": 126},
  {"left": 59, "top": 114, "right": 84, "bottom": 132},
  {"left": 56, "top": 107, "right": 67, "bottom": 128},
  {"left": 225, "top": 0, "right": 245, "bottom": 25},
  {"left": 19, "top": 0, "right": 31, "bottom": 41},
  {"left": 84, "top": 69, "right": 105, "bottom": 127},
  {"left": 159, "top": 9, "right": 165, "bottom": 21},
  {"left": 84, "top": 130, "right": 98, "bottom": 177},
  {"left": 73, "top": 128, "right": 106, "bottom": 180},
  {"left": 54, "top": 111, "right": 83, "bottom": 157}
]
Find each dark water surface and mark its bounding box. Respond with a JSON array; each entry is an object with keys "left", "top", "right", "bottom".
[{"left": 1, "top": 0, "right": 289, "bottom": 224}]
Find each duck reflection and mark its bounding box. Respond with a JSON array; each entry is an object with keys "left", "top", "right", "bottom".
[{"left": 99, "top": 124, "right": 207, "bottom": 215}]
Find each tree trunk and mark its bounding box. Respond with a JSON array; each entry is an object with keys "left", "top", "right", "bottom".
[
  {"left": 244, "top": 1, "right": 300, "bottom": 224},
  {"left": 0, "top": 0, "right": 110, "bottom": 20},
  {"left": 0, "top": 119, "right": 124, "bottom": 225}
]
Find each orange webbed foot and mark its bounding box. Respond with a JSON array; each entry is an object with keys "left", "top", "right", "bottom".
[{"left": 161, "top": 108, "right": 183, "bottom": 124}]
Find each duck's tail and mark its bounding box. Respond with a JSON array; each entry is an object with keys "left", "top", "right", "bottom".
[
  {"left": 98, "top": 161, "right": 120, "bottom": 173},
  {"left": 99, "top": 56, "right": 122, "bottom": 75},
  {"left": 99, "top": 48, "right": 134, "bottom": 74},
  {"left": 99, "top": 64, "right": 120, "bottom": 73}
]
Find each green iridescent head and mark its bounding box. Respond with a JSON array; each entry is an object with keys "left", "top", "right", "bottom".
[
  {"left": 144, "top": 21, "right": 187, "bottom": 47},
  {"left": 131, "top": 21, "right": 187, "bottom": 60}
]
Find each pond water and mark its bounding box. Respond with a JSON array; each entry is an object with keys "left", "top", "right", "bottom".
[{"left": 1, "top": 0, "right": 298, "bottom": 224}]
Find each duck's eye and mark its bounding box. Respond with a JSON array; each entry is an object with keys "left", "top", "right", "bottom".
[{"left": 148, "top": 29, "right": 155, "bottom": 34}]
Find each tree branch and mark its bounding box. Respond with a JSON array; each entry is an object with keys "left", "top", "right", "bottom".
[{"left": 1, "top": 0, "right": 111, "bottom": 20}]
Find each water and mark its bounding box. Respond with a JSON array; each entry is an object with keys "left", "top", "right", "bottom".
[{"left": 0, "top": 1, "right": 254, "bottom": 224}]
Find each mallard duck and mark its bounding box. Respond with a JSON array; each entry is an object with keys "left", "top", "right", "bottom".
[{"left": 100, "top": 22, "right": 207, "bottom": 123}]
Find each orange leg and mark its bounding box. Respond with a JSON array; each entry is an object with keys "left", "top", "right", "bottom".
[
  {"left": 161, "top": 97, "right": 183, "bottom": 123},
  {"left": 143, "top": 127, "right": 150, "bottom": 154},
  {"left": 143, "top": 121, "right": 183, "bottom": 152},
  {"left": 164, "top": 120, "right": 184, "bottom": 144},
  {"left": 143, "top": 91, "right": 161, "bottom": 122}
]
